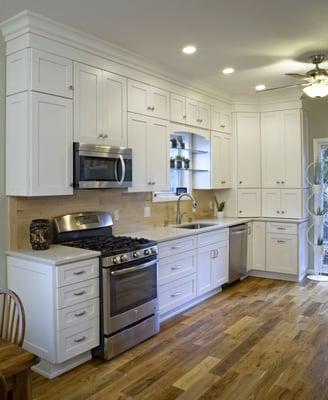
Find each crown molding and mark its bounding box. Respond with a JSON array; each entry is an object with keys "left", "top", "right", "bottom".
[{"left": 0, "top": 10, "right": 232, "bottom": 103}]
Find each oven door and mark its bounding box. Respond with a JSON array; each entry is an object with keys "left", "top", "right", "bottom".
[
  {"left": 102, "top": 258, "right": 158, "bottom": 335},
  {"left": 74, "top": 143, "right": 132, "bottom": 188}
]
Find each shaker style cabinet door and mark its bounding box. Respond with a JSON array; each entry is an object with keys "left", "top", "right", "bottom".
[
  {"left": 102, "top": 71, "right": 127, "bottom": 147},
  {"left": 170, "top": 93, "right": 186, "bottom": 124},
  {"left": 198, "top": 102, "right": 211, "bottom": 130},
  {"left": 280, "top": 189, "right": 303, "bottom": 219},
  {"left": 149, "top": 86, "right": 170, "bottom": 120},
  {"left": 211, "top": 241, "right": 229, "bottom": 288},
  {"left": 197, "top": 244, "right": 213, "bottom": 296},
  {"left": 252, "top": 222, "right": 266, "bottom": 271},
  {"left": 266, "top": 233, "right": 298, "bottom": 275},
  {"left": 73, "top": 63, "right": 103, "bottom": 144},
  {"left": 127, "top": 80, "right": 149, "bottom": 115},
  {"left": 186, "top": 98, "right": 199, "bottom": 127},
  {"left": 261, "top": 189, "right": 281, "bottom": 218},
  {"left": 212, "top": 132, "right": 232, "bottom": 188},
  {"left": 237, "top": 189, "right": 261, "bottom": 217}
]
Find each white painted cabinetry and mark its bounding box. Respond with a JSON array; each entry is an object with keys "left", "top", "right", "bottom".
[
  {"left": 237, "top": 189, "right": 261, "bottom": 217},
  {"left": 236, "top": 113, "right": 261, "bottom": 188},
  {"left": 251, "top": 222, "right": 266, "bottom": 271},
  {"left": 74, "top": 63, "right": 127, "bottom": 146},
  {"left": 128, "top": 80, "right": 169, "bottom": 120},
  {"left": 262, "top": 189, "right": 304, "bottom": 218},
  {"left": 186, "top": 98, "right": 211, "bottom": 129},
  {"left": 170, "top": 93, "right": 186, "bottom": 124},
  {"left": 128, "top": 113, "right": 170, "bottom": 192},
  {"left": 211, "top": 131, "right": 233, "bottom": 188},
  {"left": 211, "top": 106, "right": 232, "bottom": 133},
  {"left": 266, "top": 233, "right": 298, "bottom": 274}
]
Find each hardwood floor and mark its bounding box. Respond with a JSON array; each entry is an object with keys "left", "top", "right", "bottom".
[{"left": 31, "top": 277, "right": 328, "bottom": 400}]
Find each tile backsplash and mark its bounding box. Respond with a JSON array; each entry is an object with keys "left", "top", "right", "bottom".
[{"left": 8, "top": 189, "right": 215, "bottom": 249}]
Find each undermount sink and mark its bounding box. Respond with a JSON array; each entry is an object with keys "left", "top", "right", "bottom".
[{"left": 176, "top": 223, "right": 218, "bottom": 230}]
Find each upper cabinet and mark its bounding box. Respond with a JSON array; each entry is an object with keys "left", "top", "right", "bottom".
[
  {"left": 261, "top": 110, "right": 305, "bottom": 188},
  {"left": 212, "top": 132, "right": 233, "bottom": 189},
  {"left": 170, "top": 93, "right": 186, "bottom": 124},
  {"left": 236, "top": 113, "right": 261, "bottom": 188},
  {"left": 186, "top": 99, "right": 211, "bottom": 129},
  {"left": 128, "top": 80, "right": 169, "bottom": 120},
  {"left": 211, "top": 106, "right": 232, "bottom": 133},
  {"left": 74, "top": 63, "right": 127, "bottom": 147},
  {"left": 7, "top": 49, "right": 73, "bottom": 98}
]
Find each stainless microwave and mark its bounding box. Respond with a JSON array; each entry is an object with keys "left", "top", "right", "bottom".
[{"left": 74, "top": 143, "right": 132, "bottom": 189}]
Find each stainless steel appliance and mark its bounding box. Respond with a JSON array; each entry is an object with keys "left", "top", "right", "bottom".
[
  {"left": 228, "top": 224, "right": 247, "bottom": 283},
  {"left": 54, "top": 212, "right": 159, "bottom": 360},
  {"left": 73, "top": 143, "right": 132, "bottom": 189}
]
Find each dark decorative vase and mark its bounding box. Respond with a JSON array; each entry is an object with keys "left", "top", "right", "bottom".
[
  {"left": 170, "top": 159, "right": 175, "bottom": 168},
  {"left": 176, "top": 160, "right": 182, "bottom": 169},
  {"left": 29, "top": 219, "right": 51, "bottom": 250},
  {"left": 184, "top": 159, "right": 190, "bottom": 169}
]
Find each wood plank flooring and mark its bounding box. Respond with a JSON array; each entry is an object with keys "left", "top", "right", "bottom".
[{"left": 31, "top": 277, "right": 328, "bottom": 399}]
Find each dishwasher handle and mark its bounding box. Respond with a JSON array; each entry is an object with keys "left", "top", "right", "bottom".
[{"left": 230, "top": 228, "right": 247, "bottom": 235}]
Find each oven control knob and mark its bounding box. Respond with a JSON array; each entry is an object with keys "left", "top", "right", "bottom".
[
  {"left": 151, "top": 247, "right": 157, "bottom": 255},
  {"left": 144, "top": 249, "right": 150, "bottom": 256},
  {"left": 133, "top": 251, "right": 140, "bottom": 258},
  {"left": 120, "top": 254, "right": 128, "bottom": 262},
  {"left": 112, "top": 257, "right": 119, "bottom": 265}
]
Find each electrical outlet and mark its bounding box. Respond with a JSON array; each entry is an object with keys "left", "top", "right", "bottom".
[
  {"left": 114, "top": 209, "right": 120, "bottom": 221},
  {"left": 144, "top": 207, "right": 151, "bottom": 218}
]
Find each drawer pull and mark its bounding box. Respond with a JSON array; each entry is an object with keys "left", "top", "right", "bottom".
[
  {"left": 73, "top": 290, "right": 86, "bottom": 296},
  {"left": 171, "top": 291, "right": 183, "bottom": 298},
  {"left": 74, "top": 311, "right": 87, "bottom": 317},
  {"left": 73, "top": 270, "right": 86, "bottom": 275},
  {"left": 277, "top": 227, "right": 286, "bottom": 230},
  {"left": 74, "top": 336, "right": 86, "bottom": 343},
  {"left": 171, "top": 245, "right": 182, "bottom": 250},
  {"left": 277, "top": 240, "right": 286, "bottom": 244},
  {"left": 171, "top": 265, "right": 183, "bottom": 270}
]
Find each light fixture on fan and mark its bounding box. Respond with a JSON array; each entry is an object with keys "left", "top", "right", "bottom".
[{"left": 256, "top": 54, "right": 328, "bottom": 98}]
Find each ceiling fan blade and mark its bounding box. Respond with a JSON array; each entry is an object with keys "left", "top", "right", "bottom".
[
  {"left": 256, "top": 83, "right": 308, "bottom": 93},
  {"left": 285, "top": 73, "right": 307, "bottom": 79}
]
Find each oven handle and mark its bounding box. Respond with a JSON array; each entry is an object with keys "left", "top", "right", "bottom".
[
  {"left": 110, "top": 260, "right": 156, "bottom": 276},
  {"left": 115, "top": 155, "right": 126, "bottom": 185}
]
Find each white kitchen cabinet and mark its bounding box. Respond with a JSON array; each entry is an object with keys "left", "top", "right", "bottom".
[
  {"left": 7, "top": 48, "right": 73, "bottom": 98},
  {"left": 211, "top": 131, "right": 233, "bottom": 188},
  {"left": 236, "top": 113, "right": 261, "bottom": 188},
  {"left": 6, "top": 92, "right": 73, "bottom": 196},
  {"left": 170, "top": 93, "right": 186, "bottom": 124},
  {"left": 266, "top": 233, "right": 298, "bottom": 274},
  {"left": 237, "top": 189, "right": 261, "bottom": 217},
  {"left": 261, "top": 110, "right": 304, "bottom": 188},
  {"left": 128, "top": 80, "right": 169, "bottom": 120},
  {"left": 128, "top": 113, "right": 169, "bottom": 192},
  {"left": 262, "top": 189, "right": 303, "bottom": 219},
  {"left": 252, "top": 222, "right": 266, "bottom": 271},
  {"left": 186, "top": 98, "right": 211, "bottom": 129},
  {"left": 211, "top": 106, "right": 232, "bottom": 133},
  {"left": 74, "top": 63, "right": 127, "bottom": 146}
]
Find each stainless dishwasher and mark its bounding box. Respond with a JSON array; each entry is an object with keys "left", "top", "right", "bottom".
[{"left": 228, "top": 224, "right": 247, "bottom": 284}]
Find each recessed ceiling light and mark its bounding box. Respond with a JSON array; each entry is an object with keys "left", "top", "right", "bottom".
[
  {"left": 255, "top": 84, "right": 266, "bottom": 91},
  {"left": 182, "top": 45, "right": 197, "bottom": 55},
  {"left": 222, "top": 67, "right": 234, "bottom": 74}
]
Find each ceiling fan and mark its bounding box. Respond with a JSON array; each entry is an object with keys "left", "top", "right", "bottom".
[{"left": 256, "top": 54, "right": 328, "bottom": 98}]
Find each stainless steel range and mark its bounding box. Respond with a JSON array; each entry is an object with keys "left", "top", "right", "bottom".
[{"left": 54, "top": 212, "right": 159, "bottom": 360}]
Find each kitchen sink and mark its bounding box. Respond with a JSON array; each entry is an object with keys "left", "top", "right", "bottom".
[{"left": 176, "top": 223, "right": 218, "bottom": 230}]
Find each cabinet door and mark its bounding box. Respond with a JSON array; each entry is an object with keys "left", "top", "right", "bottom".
[
  {"left": 212, "top": 241, "right": 229, "bottom": 288},
  {"left": 211, "top": 107, "right": 221, "bottom": 132},
  {"left": 147, "top": 118, "right": 170, "bottom": 191},
  {"left": 31, "top": 93, "right": 73, "bottom": 195},
  {"left": 197, "top": 244, "right": 213, "bottom": 296},
  {"left": 149, "top": 86, "right": 169, "bottom": 120},
  {"left": 252, "top": 222, "right": 266, "bottom": 271},
  {"left": 262, "top": 189, "right": 281, "bottom": 218},
  {"left": 282, "top": 110, "right": 302, "bottom": 188},
  {"left": 237, "top": 113, "right": 261, "bottom": 188},
  {"left": 32, "top": 49, "right": 73, "bottom": 98},
  {"left": 102, "top": 71, "right": 127, "bottom": 147},
  {"left": 212, "top": 132, "right": 232, "bottom": 188},
  {"left": 281, "top": 189, "right": 303, "bottom": 219},
  {"left": 220, "top": 111, "right": 232, "bottom": 133},
  {"left": 247, "top": 223, "right": 253, "bottom": 271},
  {"left": 198, "top": 102, "right": 211, "bottom": 129},
  {"left": 74, "top": 63, "right": 102, "bottom": 144},
  {"left": 170, "top": 93, "right": 186, "bottom": 124},
  {"left": 266, "top": 233, "right": 298, "bottom": 274},
  {"left": 186, "top": 98, "right": 199, "bottom": 127},
  {"left": 261, "top": 112, "right": 283, "bottom": 188},
  {"left": 237, "top": 189, "right": 261, "bottom": 217},
  {"left": 127, "top": 80, "right": 148, "bottom": 115},
  {"left": 127, "top": 113, "right": 150, "bottom": 192}
]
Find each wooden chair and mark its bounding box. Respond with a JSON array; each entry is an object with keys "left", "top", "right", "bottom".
[
  {"left": 0, "top": 373, "right": 8, "bottom": 400},
  {"left": 0, "top": 289, "right": 26, "bottom": 347}
]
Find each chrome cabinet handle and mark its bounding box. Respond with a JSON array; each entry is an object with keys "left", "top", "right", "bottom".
[
  {"left": 239, "top": 210, "right": 242, "bottom": 214},
  {"left": 183, "top": 115, "right": 186, "bottom": 119},
  {"left": 74, "top": 311, "right": 87, "bottom": 317},
  {"left": 152, "top": 107, "right": 155, "bottom": 111},
  {"left": 221, "top": 181, "right": 226, "bottom": 184},
  {"left": 73, "top": 290, "right": 86, "bottom": 296},
  {"left": 68, "top": 85, "right": 74, "bottom": 90},
  {"left": 276, "top": 181, "right": 280, "bottom": 184},
  {"left": 171, "top": 292, "right": 183, "bottom": 298},
  {"left": 277, "top": 211, "right": 280, "bottom": 214},
  {"left": 277, "top": 227, "right": 286, "bottom": 230},
  {"left": 147, "top": 106, "right": 152, "bottom": 111},
  {"left": 74, "top": 336, "right": 86, "bottom": 343},
  {"left": 171, "top": 245, "right": 182, "bottom": 250},
  {"left": 171, "top": 265, "right": 183, "bottom": 270},
  {"left": 281, "top": 211, "right": 285, "bottom": 214},
  {"left": 98, "top": 134, "right": 104, "bottom": 139},
  {"left": 239, "top": 181, "right": 242, "bottom": 184},
  {"left": 281, "top": 181, "right": 285, "bottom": 184},
  {"left": 73, "top": 270, "right": 86, "bottom": 276},
  {"left": 103, "top": 134, "right": 108, "bottom": 139},
  {"left": 220, "top": 124, "right": 226, "bottom": 128},
  {"left": 277, "top": 240, "right": 286, "bottom": 244}
]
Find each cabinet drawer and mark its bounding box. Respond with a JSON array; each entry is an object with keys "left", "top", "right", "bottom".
[
  {"left": 159, "top": 250, "right": 197, "bottom": 286},
  {"left": 57, "top": 278, "right": 99, "bottom": 309},
  {"left": 266, "top": 233, "right": 298, "bottom": 275},
  {"left": 57, "top": 318, "right": 99, "bottom": 363},
  {"left": 159, "top": 274, "right": 196, "bottom": 315},
  {"left": 198, "top": 229, "right": 229, "bottom": 248},
  {"left": 266, "top": 222, "right": 297, "bottom": 235},
  {"left": 56, "top": 258, "right": 99, "bottom": 287},
  {"left": 158, "top": 236, "right": 196, "bottom": 259},
  {"left": 57, "top": 298, "right": 99, "bottom": 331}
]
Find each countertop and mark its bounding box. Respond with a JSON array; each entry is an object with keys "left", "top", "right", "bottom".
[{"left": 6, "top": 245, "right": 101, "bottom": 266}]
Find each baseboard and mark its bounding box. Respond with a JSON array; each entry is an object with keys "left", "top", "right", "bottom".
[{"left": 248, "top": 269, "right": 300, "bottom": 282}]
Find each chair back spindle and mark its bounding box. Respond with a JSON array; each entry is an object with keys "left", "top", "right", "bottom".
[{"left": 0, "top": 289, "right": 25, "bottom": 347}]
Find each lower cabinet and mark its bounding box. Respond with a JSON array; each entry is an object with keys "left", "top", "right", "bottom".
[
  {"left": 237, "top": 189, "right": 261, "bottom": 217},
  {"left": 266, "top": 233, "right": 298, "bottom": 274},
  {"left": 262, "top": 189, "right": 305, "bottom": 219},
  {"left": 252, "top": 222, "right": 266, "bottom": 271}
]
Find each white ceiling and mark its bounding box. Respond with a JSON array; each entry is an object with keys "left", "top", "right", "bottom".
[{"left": 1, "top": 0, "right": 328, "bottom": 95}]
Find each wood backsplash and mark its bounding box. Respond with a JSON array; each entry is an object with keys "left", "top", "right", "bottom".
[{"left": 8, "top": 189, "right": 215, "bottom": 249}]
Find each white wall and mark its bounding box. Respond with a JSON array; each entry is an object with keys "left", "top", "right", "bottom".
[{"left": 0, "top": 35, "right": 7, "bottom": 287}]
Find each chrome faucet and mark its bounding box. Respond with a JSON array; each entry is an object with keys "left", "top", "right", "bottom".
[{"left": 176, "top": 193, "right": 197, "bottom": 224}]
